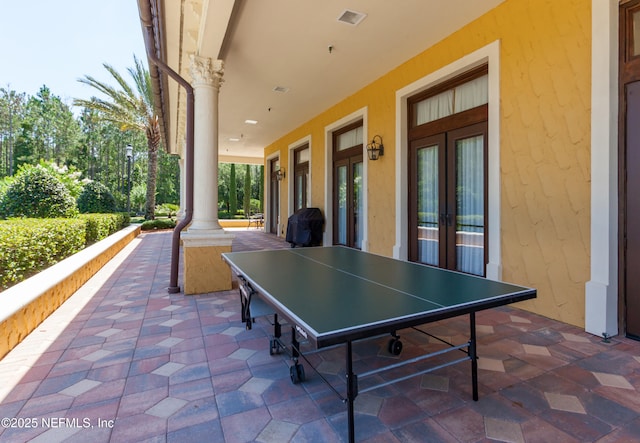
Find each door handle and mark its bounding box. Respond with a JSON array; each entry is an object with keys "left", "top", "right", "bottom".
[{"left": 440, "top": 213, "right": 453, "bottom": 226}]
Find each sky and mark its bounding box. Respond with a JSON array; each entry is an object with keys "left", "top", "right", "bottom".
[{"left": 0, "top": 0, "right": 147, "bottom": 107}]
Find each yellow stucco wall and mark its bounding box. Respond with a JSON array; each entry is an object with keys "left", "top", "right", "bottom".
[
  {"left": 264, "top": 0, "right": 591, "bottom": 327},
  {"left": 183, "top": 244, "right": 233, "bottom": 294}
]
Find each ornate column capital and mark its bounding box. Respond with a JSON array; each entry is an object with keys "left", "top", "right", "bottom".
[{"left": 189, "top": 55, "right": 224, "bottom": 88}]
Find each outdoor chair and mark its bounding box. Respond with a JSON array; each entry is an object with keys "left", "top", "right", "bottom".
[{"left": 248, "top": 213, "right": 264, "bottom": 229}]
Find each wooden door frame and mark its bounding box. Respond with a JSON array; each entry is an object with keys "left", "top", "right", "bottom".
[
  {"left": 332, "top": 121, "right": 364, "bottom": 248},
  {"left": 406, "top": 65, "right": 488, "bottom": 274},
  {"left": 408, "top": 133, "right": 446, "bottom": 265},
  {"left": 293, "top": 144, "right": 309, "bottom": 212},
  {"left": 268, "top": 156, "right": 280, "bottom": 235},
  {"left": 446, "top": 122, "right": 489, "bottom": 275},
  {"left": 619, "top": 0, "right": 640, "bottom": 338}
]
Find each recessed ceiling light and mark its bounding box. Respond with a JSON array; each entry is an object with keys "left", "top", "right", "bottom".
[
  {"left": 245, "top": 119, "right": 258, "bottom": 125},
  {"left": 229, "top": 137, "right": 240, "bottom": 142},
  {"left": 337, "top": 9, "right": 367, "bottom": 26}
]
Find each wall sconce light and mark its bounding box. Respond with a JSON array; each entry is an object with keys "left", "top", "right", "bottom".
[
  {"left": 366, "top": 135, "right": 384, "bottom": 160},
  {"left": 275, "top": 168, "right": 285, "bottom": 181}
]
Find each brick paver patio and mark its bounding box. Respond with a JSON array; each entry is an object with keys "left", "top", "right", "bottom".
[{"left": 1, "top": 229, "right": 639, "bottom": 442}]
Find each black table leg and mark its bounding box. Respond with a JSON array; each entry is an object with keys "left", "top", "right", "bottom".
[
  {"left": 289, "top": 326, "right": 305, "bottom": 383},
  {"left": 346, "top": 341, "right": 357, "bottom": 443},
  {"left": 470, "top": 312, "right": 478, "bottom": 401}
]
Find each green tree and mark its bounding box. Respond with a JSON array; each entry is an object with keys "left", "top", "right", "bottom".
[
  {"left": 0, "top": 87, "right": 26, "bottom": 177},
  {"left": 75, "top": 108, "right": 103, "bottom": 180},
  {"left": 15, "top": 86, "right": 81, "bottom": 168},
  {"left": 38, "top": 160, "right": 84, "bottom": 199},
  {"left": 77, "top": 181, "right": 116, "bottom": 213},
  {"left": 130, "top": 183, "right": 147, "bottom": 214},
  {"left": 258, "top": 165, "right": 264, "bottom": 212},
  {"left": 156, "top": 150, "right": 179, "bottom": 205},
  {"left": 217, "top": 163, "right": 230, "bottom": 214},
  {"left": 74, "top": 55, "right": 161, "bottom": 220},
  {"left": 243, "top": 164, "right": 251, "bottom": 216},
  {"left": 229, "top": 163, "right": 237, "bottom": 216},
  {"left": 0, "top": 164, "right": 77, "bottom": 218}
]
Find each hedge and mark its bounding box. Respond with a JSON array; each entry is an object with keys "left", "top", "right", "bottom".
[
  {"left": 0, "top": 218, "right": 86, "bottom": 289},
  {"left": 0, "top": 214, "right": 130, "bottom": 290},
  {"left": 79, "top": 213, "right": 130, "bottom": 244},
  {"left": 141, "top": 218, "right": 176, "bottom": 230}
]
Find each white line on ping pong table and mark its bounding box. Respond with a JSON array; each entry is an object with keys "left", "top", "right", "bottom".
[{"left": 287, "top": 249, "right": 447, "bottom": 309}]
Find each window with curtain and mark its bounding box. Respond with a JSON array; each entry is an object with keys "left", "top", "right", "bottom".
[
  {"left": 333, "top": 121, "right": 364, "bottom": 249},
  {"left": 294, "top": 145, "right": 310, "bottom": 211},
  {"left": 336, "top": 126, "right": 363, "bottom": 151},
  {"left": 408, "top": 66, "right": 488, "bottom": 276},
  {"left": 455, "top": 135, "right": 484, "bottom": 275},
  {"left": 414, "top": 74, "right": 488, "bottom": 126}
]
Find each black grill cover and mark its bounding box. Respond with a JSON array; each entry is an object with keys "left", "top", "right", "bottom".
[{"left": 286, "top": 207, "right": 324, "bottom": 247}]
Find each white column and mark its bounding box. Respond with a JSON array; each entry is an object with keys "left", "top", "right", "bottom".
[
  {"left": 187, "top": 55, "right": 223, "bottom": 232},
  {"left": 585, "top": 0, "right": 618, "bottom": 338},
  {"left": 181, "top": 55, "right": 234, "bottom": 295}
]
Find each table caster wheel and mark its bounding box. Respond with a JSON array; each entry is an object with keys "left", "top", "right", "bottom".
[
  {"left": 290, "top": 363, "right": 305, "bottom": 384},
  {"left": 269, "top": 339, "right": 279, "bottom": 355},
  {"left": 388, "top": 338, "right": 403, "bottom": 356}
]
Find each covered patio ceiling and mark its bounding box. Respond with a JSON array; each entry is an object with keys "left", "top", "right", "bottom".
[{"left": 141, "top": 0, "right": 505, "bottom": 163}]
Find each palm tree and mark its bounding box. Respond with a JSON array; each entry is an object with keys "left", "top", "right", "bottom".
[{"left": 74, "top": 55, "right": 160, "bottom": 220}]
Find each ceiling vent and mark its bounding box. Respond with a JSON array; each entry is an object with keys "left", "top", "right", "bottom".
[
  {"left": 273, "top": 86, "right": 290, "bottom": 93},
  {"left": 337, "top": 9, "right": 367, "bottom": 26}
]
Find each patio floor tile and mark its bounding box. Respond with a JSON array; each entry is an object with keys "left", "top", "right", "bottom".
[{"left": 1, "top": 230, "right": 640, "bottom": 442}]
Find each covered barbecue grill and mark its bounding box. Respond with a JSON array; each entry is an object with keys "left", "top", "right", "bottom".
[{"left": 286, "top": 207, "right": 324, "bottom": 247}]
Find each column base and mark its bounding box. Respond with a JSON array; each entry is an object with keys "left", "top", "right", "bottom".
[
  {"left": 182, "top": 230, "right": 235, "bottom": 295},
  {"left": 585, "top": 280, "right": 618, "bottom": 338}
]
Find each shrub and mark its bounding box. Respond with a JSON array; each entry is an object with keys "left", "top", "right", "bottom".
[
  {"left": 156, "top": 203, "right": 179, "bottom": 218},
  {"left": 116, "top": 212, "right": 131, "bottom": 228},
  {"left": 0, "top": 176, "right": 14, "bottom": 200},
  {"left": 0, "top": 218, "right": 86, "bottom": 289},
  {"left": 38, "top": 161, "right": 84, "bottom": 199},
  {"left": 77, "top": 181, "right": 116, "bottom": 214},
  {"left": 249, "top": 199, "right": 262, "bottom": 214},
  {"left": 79, "top": 213, "right": 130, "bottom": 244},
  {"left": 141, "top": 219, "right": 176, "bottom": 230},
  {"left": 130, "top": 184, "right": 147, "bottom": 215},
  {"left": 0, "top": 165, "right": 78, "bottom": 219}
]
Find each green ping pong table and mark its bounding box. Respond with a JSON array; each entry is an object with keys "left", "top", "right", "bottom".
[{"left": 222, "top": 246, "right": 536, "bottom": 442}]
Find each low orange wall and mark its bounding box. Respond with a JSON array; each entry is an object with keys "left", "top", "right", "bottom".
[
  {"left": 0, "top": 225, "right": 141, "bottom": 360},
  {"left": 219, "top": 219, "right": 261, "bottom": 228}
]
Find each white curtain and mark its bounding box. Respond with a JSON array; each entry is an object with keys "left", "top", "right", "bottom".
[
  {"left": 337, "top": 166, "right": 347, "bottom": 244},
  {"left": 415, "top": 90, "right": 453, "bottom": 125},
  {"left": 296, "top": 174, "right": 303, "bottom": 211},
  {"left": 454, "top": 75, "right": 488, "bottom": 113},
  {"left": 417, "top": 146, "right": 439, "bottom": 266},
  {"left": 353, "top": 162, "right": 363, "bottom": 250},
  {"left": 337, "top": 127, "right": 363, "bottom": 151},
  {"left": 456, "top": 135, "right": 484, "bottom": 276},
  {"left": 415, "top": 74, "right": 488, "bottom": 126}
]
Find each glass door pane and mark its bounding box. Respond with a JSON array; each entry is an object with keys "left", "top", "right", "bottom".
[
  {"left": 353, "top": 161, "right": 363, "bottom": 249},
  {"left": 336, "top": 164, "right": 348, "bottom": 245},
  {"left": 633, "top": 9, "right": 640, "bottom": 56},
  {"left": 416, "top": 145, "right": 439, "bottom": 265},
  {"left": 270, "top": 160, "right": 280, "bottom": 235},
  {"left": 304, "top": 170, "right": 310, "bottom": 207},
  {"left": 295, "top": 173, "right": 303, "bottom": 211},
  {"left": 455, "top": 135, "right": 484, "bottom": 275}
]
